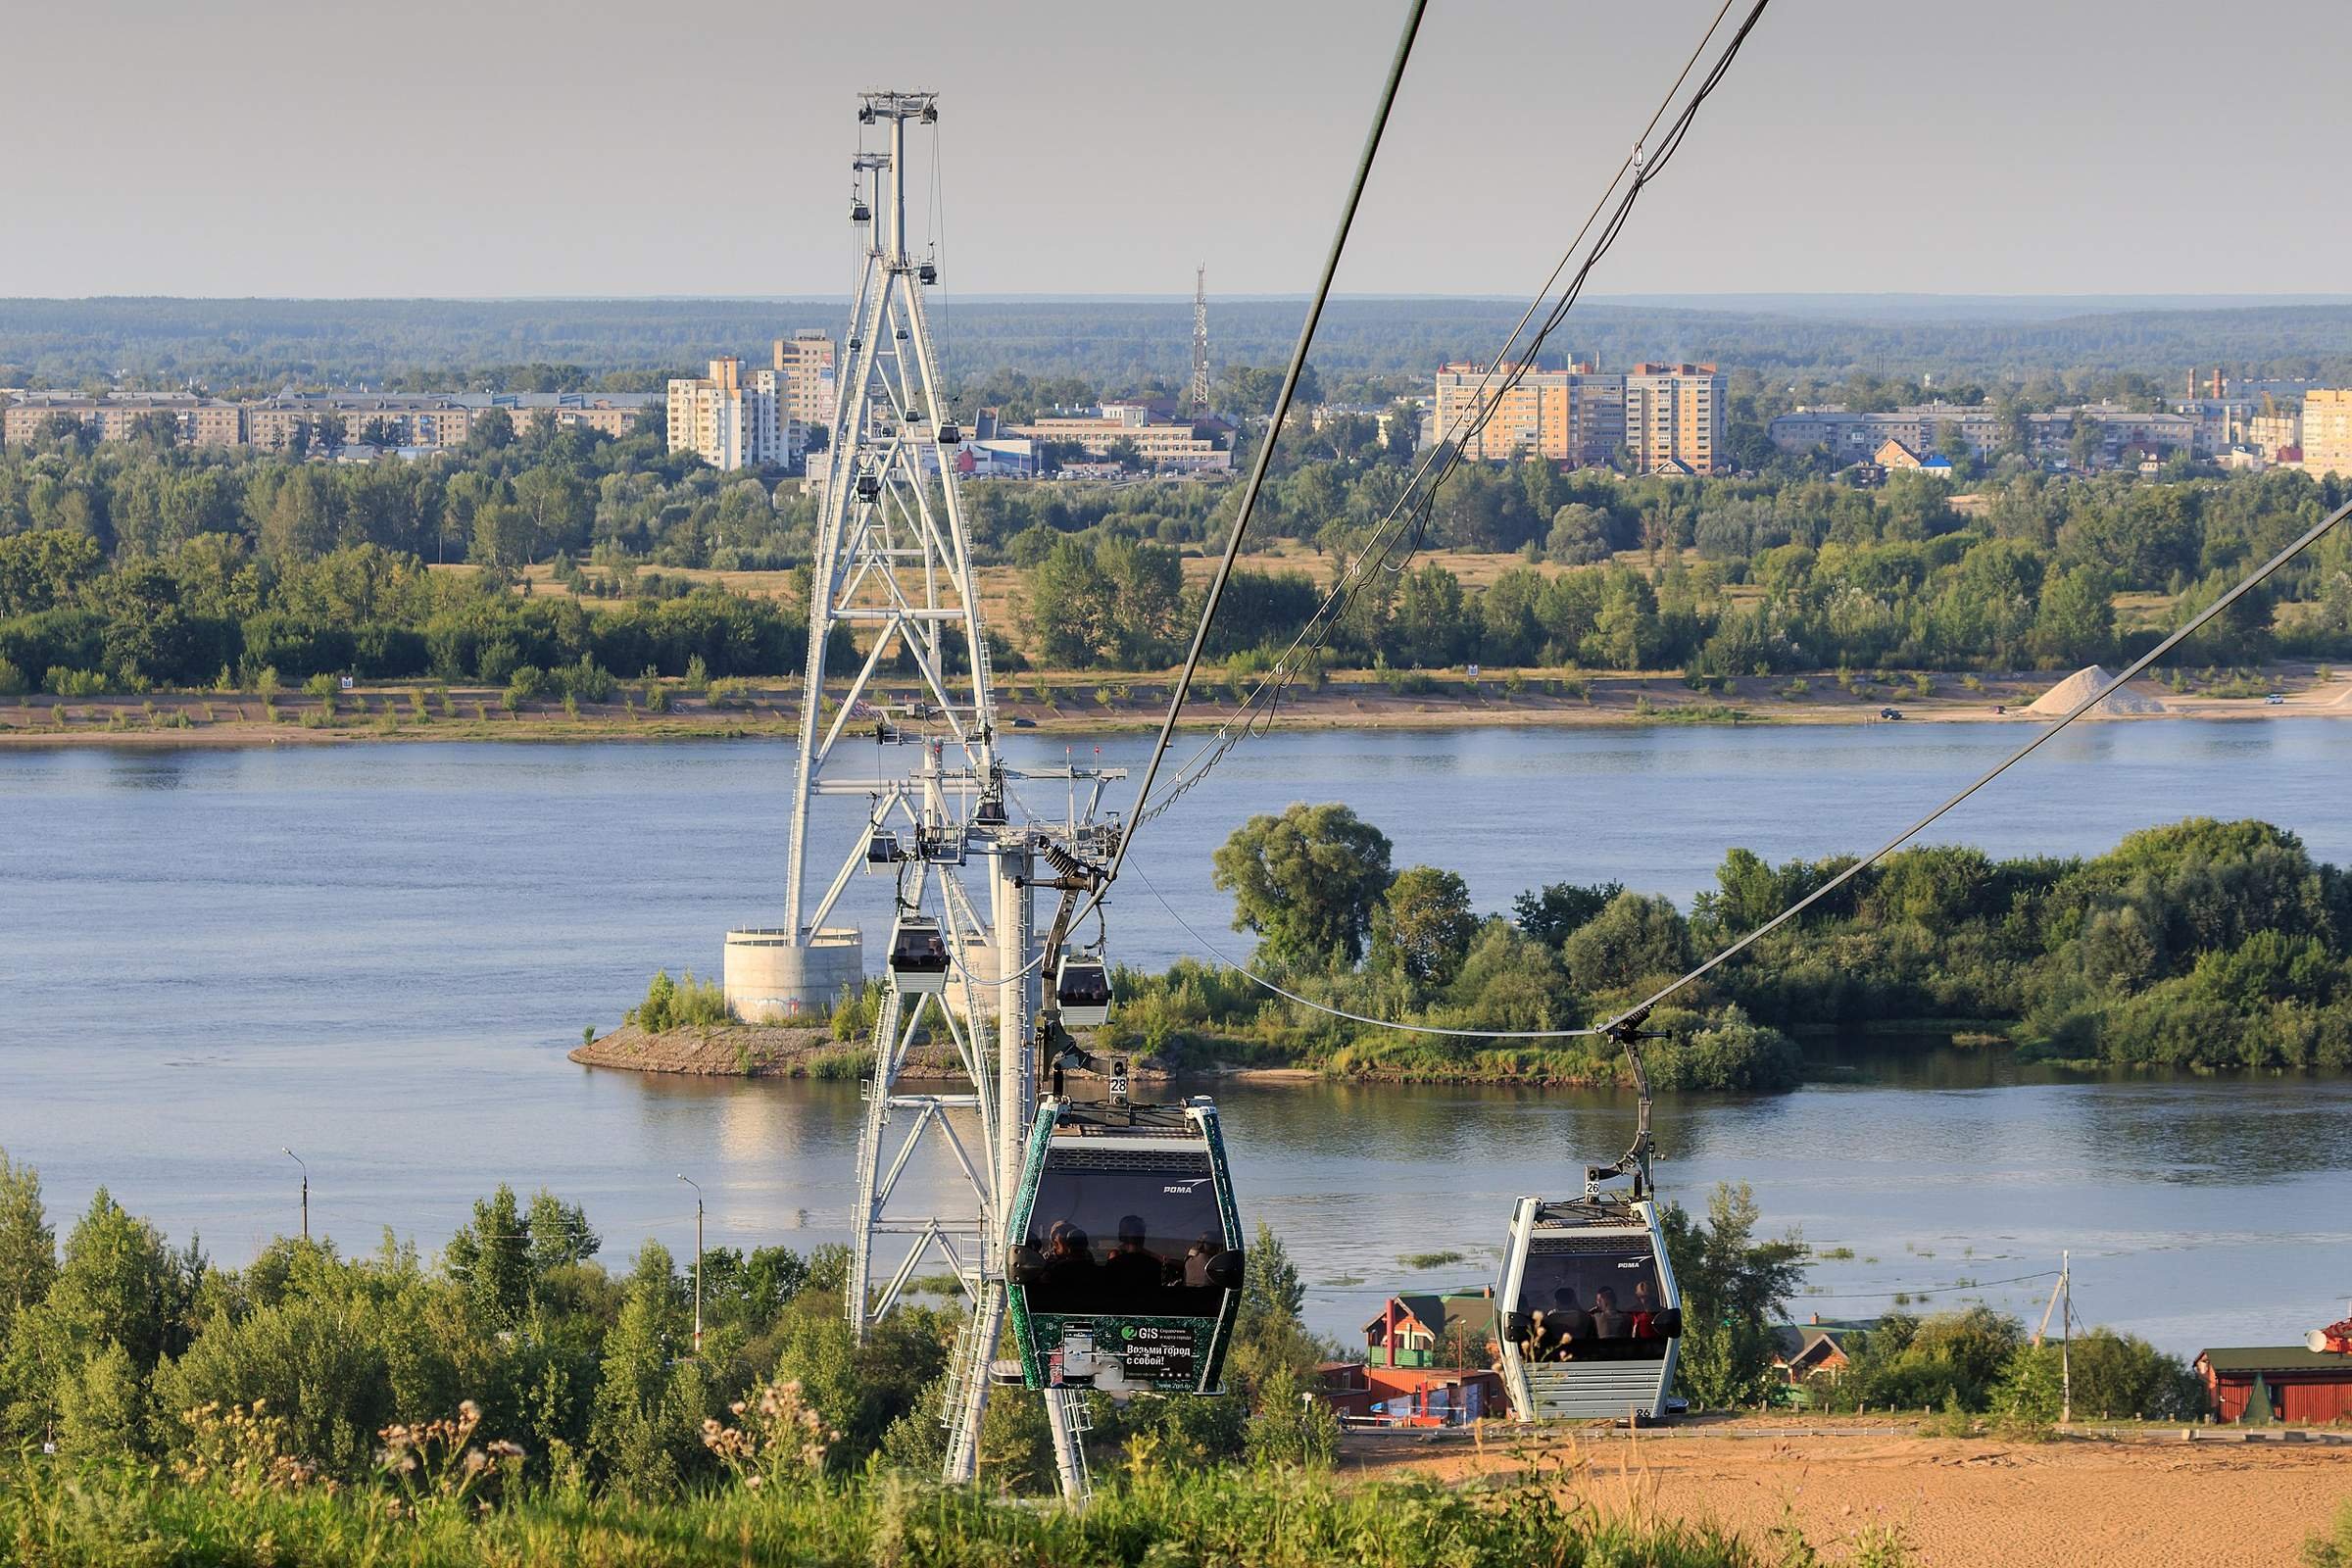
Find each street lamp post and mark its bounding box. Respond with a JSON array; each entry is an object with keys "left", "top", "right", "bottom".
[
  {"left": 280, "top": 1148, "right": 309, "bottom": 1241},
  {"left": 677, "top": 1174, "right": 704, "bottom": 1355}
]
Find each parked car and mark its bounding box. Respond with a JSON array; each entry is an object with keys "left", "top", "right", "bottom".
[
  {"left": 1879, "top": 707, "right": 1904, "bottom": 720},
  {"left": 2267, "top": 693, "right": 2285, "bottom": 705}
]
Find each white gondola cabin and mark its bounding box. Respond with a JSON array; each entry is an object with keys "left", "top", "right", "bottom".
[
  {"left": 1494, "top": 1192, "right": 1684, "bottom": 1420},
  {"left": 885, "top": 915, "right": 950, "bottom": 994},
  {"left": 1054, "top": 955, "right": 1111, "bottom": 1027},
  {"left": 1005, "top": 1098, "right": 1244, "bottom": 1395}
]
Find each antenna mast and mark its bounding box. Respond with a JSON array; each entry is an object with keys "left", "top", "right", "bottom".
[{"left": 1189, "top": 264, "right": 1211, "bottom": 416}]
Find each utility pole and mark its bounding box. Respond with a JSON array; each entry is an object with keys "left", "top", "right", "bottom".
[
  {"left": 2060, "top": 1249, "right": 2073, "bottom": 1425},
  {"left": 677, "top": 1174, "right": 704, "bottom": 1355},
  {"left": 280, "top": 1148, "right": 308, "bottom": 1242},
  {"left": 1190, "top": 264, "right": 1211, "bottom": 417}
]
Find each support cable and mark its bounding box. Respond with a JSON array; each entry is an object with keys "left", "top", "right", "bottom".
[
  {"left": 1097, "top": 0, "right": 1430, "bottom": 906},
  {"left": 1135, "top": 0, "right": 1767, "bottom": 830},
  {"left": 1138, "top": 493, "right": 2352, "bottom": 1041}
]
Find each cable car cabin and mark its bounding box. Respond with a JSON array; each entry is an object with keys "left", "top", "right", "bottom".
[
  {"left": 935, "top": 421, "right": 961, "bottom": 445},
  {"left": 864, "top": 830, "right": 901, "bottom": 867},
  {"left": 917, "top": 262, "right": 939, "bottom": 285},
  {"left": 1006, "top": 1099, "right": 1244, "bottom": 1396},
  {"left": 855, "top": 474, "right": 881, "bottom": 502},
  {"left": 885, "top": 916, "right": 951, "bottom": 994},
  {"left": 1054, "top": 956, "right": 1111, "bottom": 1027},
  {"left": 1494, "top": 1193, "right": 1684, "bottom": 1421},
  {"left": 851, "top": 199, "right": 871, "bottom": 223}
]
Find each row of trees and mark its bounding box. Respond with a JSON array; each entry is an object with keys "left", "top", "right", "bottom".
[
  {"left": 0, "top": 1152, "right": 1338, "bottom": 1497},
  {"left": 0, "top": 534, "right": 841, "bottom": 693},
  {"left": 1101, "top": 805, "right": 2352, "bottom": 1081}
]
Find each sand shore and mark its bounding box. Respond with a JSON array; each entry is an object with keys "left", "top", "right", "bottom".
[{"left": 7, "top": 666, "right": 2348, "bottom": 750}]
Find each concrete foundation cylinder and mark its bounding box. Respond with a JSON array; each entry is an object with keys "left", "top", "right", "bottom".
[{"left": 723, "top": 927, "right": 865, "bottom": 1022}]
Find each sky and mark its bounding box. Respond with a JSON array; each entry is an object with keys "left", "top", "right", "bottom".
[{"left": 4, "top": 0, "right": 2347, "bottom": 301}]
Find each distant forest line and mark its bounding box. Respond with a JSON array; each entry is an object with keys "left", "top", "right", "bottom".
[{"left": 9, "top": 296, "right": 2352, "bottom": 396}]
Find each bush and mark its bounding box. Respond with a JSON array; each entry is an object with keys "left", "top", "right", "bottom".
[
  {"left": 46, "top": 666, "right": 108, "bottom": 697},
  {"left": 627, "top": 969, "right": 732, "bottom": 1032},
  {"left": 0, "top": 658, "right": 26, "bottom": 697}
]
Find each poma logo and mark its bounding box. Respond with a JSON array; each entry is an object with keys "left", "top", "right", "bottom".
[{"left": 1160, "top": 1178, "right": 1209, "bottom": 1195}]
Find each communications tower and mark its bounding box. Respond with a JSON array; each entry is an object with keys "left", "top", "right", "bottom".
[
  {"left": 720, "top": 90, "right": 1115, "bottom": 1501},
  {"left": 1190, "top": 264, "right": 1211, "bottom": 416}
]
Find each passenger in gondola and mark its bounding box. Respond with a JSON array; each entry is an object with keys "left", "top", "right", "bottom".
[
  {"left": 1629, "top": 1280, "right": 1659, "bottom": 1340},
  {"left": 1182, "top": 1233, "right": 1218, "bottom": 1289},
  {"left": 1592, "top": 1285, "right": 1629, "bottom": 1355},
  {"left": 1102, "top": 1214, "right": 1166, "bottom": 1310},
  {"left": 1544, "top": 1287, "right": 1593, "bottom": 1360},
  {"left": 1039, "top": 1221, "right": 1097, "bottom": 1309}
]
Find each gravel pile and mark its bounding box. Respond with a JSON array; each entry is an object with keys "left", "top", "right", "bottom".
[{"left": 2026, "top": 664, "right": 2167, "bottom": 717}]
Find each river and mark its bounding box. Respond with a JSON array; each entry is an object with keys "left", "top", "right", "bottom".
[{"left": 3, "top": 718, "right": 2349, "bottom": 1357}]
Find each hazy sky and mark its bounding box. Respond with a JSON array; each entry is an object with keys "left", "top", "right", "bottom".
[{"left": 6, "top": 0, "right": 2346, "bottom": 300}]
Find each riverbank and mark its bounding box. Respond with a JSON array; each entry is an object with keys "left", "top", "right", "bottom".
[{"left": 6, "top": 664, "right": 2348, "bottom": 748}]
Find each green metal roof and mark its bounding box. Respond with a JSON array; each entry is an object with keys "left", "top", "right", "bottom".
[{"left": 2196, "top": 1346, "right": 2352, "bottom": 1374}]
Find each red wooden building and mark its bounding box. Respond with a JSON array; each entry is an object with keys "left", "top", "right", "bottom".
[{"left": 2194, "top": 1346, "right": 2352, "bottom": 1424}]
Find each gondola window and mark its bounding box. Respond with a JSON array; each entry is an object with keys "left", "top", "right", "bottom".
[
  {"left": 1016, "top": 1151, "right": 1229, "bottom": 1318},
  {"left": 1512, "top": 1246, "right": 1670, "bottom": 1361}
]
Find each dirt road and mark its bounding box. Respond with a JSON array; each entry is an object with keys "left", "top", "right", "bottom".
[{"left": 1360, "top": 1424, "right": 2352, "bottom": 1567}]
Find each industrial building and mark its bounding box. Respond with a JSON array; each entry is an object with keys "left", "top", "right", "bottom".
[{"left": 1007, "top": 400, "right": 1231, "bottom": 472}]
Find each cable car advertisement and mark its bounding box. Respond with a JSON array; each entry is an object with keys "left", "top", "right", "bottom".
[{"left": 1005, "top": 1099, "right": 1245, "bottom": 1395}]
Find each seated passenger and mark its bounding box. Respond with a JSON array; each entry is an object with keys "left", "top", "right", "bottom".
[
  {"left": 1544, "top": 1287, "right": 1593, "bottom": 1360},
  {"left": 1036, "top": 1222, "right": 1097, "bottom": 1310},
  {"left": 1182, "top": 1234, "right": 1218, "bottom": 1289},
  {"left": 1591, "top": 1285, "right": 1630, "bottom": 1345},
  {"left": 1101, "top": 1214, "right": 1166, "bottom": 1310}
]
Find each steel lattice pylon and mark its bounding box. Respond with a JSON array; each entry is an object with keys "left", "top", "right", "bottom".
[{"left": 781, "top": 91, "right": 1114, "bottom": 1504}]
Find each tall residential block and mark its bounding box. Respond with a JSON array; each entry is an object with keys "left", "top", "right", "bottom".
[
  {"left": 1624, "top": 363, "right": 1725, "bottom": 475},
  {"left": 2304, "top": 390, "right": 2352, "bottom": 477},
  {"left": 772, "top": 331, "right": 839, "bottom": 427},
  {"left": 668, "top": 357, "right": 799, "bottom": 471},
  {"left": 1431, "top": 363, "right": 1624, "bottom": 466}
]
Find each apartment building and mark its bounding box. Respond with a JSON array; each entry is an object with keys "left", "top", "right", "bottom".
[
  {"left": 1624, "top": 363, "right": 1726, "bottom": 475},
  {"left": 772, "top": 331, "right": 838, "bottom": 427},
  {"left": 1, "top": 393, "right": 243, "bottom": 448},
  {"left": 2303, "top": 390, "right": 2352, "bottom": 477},
  {"left": 2025, "top": 403, "right": 2199, "bottom": 467},
  {"left": 1007, "top": 401, "right": 1232, "bottom": 472},
  {"left": 1430, "top": 363, "right": 1622, "bottom": 466},
  {"left": 2246, "top": 411, "right": 2302, "bottom": 462},
  {"left": 1767, "top": 401, "right": 2007, "bottom": 464},
  {"left": 667, "top": 357, "right": 800, "bottom": 471}
]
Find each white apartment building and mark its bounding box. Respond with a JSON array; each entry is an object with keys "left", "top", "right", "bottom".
[
  {"left": 668, "top": 357, "right": 801, "bottom": 471},
  {"left": 772, "top": 331, "right": 839, "bottom": 427}
]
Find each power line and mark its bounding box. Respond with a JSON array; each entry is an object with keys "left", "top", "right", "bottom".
[
  {"left": 1100, "top": 0, "right": 1430, "bottom": 907},
  {"left": 1133, "top": 0, "right": 1771, "bottom": 834}
]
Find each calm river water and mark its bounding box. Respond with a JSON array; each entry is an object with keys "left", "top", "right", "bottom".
[{"left": 3, "top": 718, "right": 2350, "bottom": 1355}]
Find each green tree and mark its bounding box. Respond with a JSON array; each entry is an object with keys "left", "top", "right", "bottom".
[
  {"left": 1511, "top": 880, "right": 1624, "bottom": 947},
  {"left": 1660, "top": 1183, "right": 1807, "bottom": 1408},
  {"left": 1560, "top": 890, "right": 1692, "bottom": 999},
  {"left": 443, "top": 1185, "right": 533, "bottom": 1329},
  {"left": 0, "top": 1150, "right": 56, "bottom": 1341},
  {"left": 1210, "top": 803, "right": 1394, "bottom": 969},
  {"left": 1371, "top": 865, "right": 1479, "bottom": 987}
]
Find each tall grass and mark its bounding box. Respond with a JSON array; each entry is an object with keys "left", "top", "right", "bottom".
[{"left": 0, "top": 1459, "right": 1782, "bottom": 1568}]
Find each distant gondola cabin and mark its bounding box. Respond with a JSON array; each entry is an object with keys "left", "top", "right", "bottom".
[{"left": 2194, "top": 1346, "right": 2352, "bottom": 1424}]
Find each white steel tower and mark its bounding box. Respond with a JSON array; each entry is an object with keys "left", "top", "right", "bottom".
[
  {"left": 720, "top": 90, "right": 1111, "bottom": 1502},
  {"left": 1190, "top": 264, "right": 1211, "bottom": 417}
]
